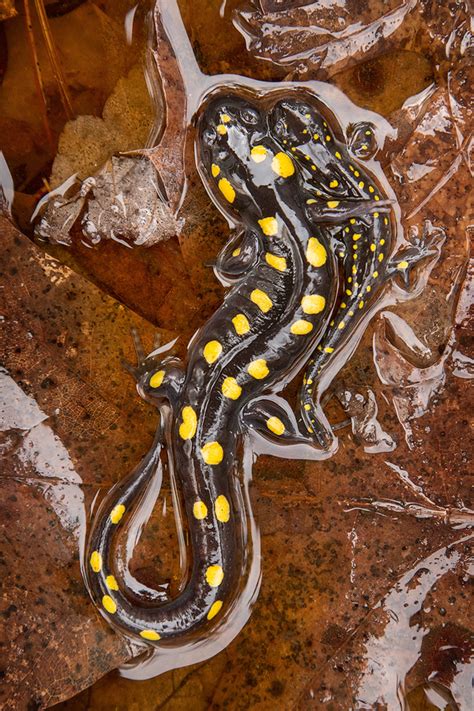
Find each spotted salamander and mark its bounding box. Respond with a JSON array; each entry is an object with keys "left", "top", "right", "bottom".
[{"left": 86, "top": 92, "right": 419, "bottom": 644}]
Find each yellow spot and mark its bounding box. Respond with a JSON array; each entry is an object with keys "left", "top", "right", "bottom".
[
  {"left": 193, "top": 501, "right": 208, "bottom": 520},
  {"left": 324, "top": 347, "right": 334, "bottom": 354},
  {"left": 102, "top": 595, "right": 117, "bottom": 614},
  {"left": 370, "top": 243, "right": 376, "bottom": 252},
  {"left": 272, "top": 152, "right": 295, "bottom": 178},
  {"left": 348, "top": 277, "right": 352, "bottom": 283},
  {"left": 325, "top": 135, "right": 331, "bottom": 142},
  {"left": 307, "top": 198, "right": 316, "bottom": 204},
  {"left": 258, "top": 217, "right": 278, "bottom": 236},
  {"left": 359, "top": 300, "right": 364, "bottom": 309},
  {"left": 330, "top": 179, "right": 339, "bottom": 188},
  {"left": 365, "top": 130, "right": 372, "bottom": 135},
  {"left": 206, "top": 565, "right": 224, "bottom": 587},
  {"left": 90, "top": 551, "right": 102, "bottom": 573},
  {"left": 380, "top": 239, "right": 385, "bottom": 246},
  {"left": 353, "top": 244, "right": 358, "bottom": 250},
  {"left": 201, "top": 442, "right": 224, "bottom": 466},
  {"left": 218, "top": 178, "right": 236, "bottom": 203},
  {"left": 291, "top": 320, "right": 313, "bottom": 335},
  {"left": 232, "top": 247, "right": 241, "bottom": 257},
  {"left": 341, "top": 302, "right": 347, "bottom": 308},
  {"left": 266, "top": 417, "right": 285, "bottom": 436},
  {"left": 305, "top": 113, "right": 311, "bottom": 118},
  {"left": 354, "top": 170, "right": 360, "bottom": 177},
  {"left": 106, "top": 575, "right": 119, "bottom": 591},
  {"left": 353, "top": 233, "right": 362, "bottom": 241},
  {"left": 352, "top": 265, "right": 357, "bottom": 275},
  {"left": 110, "top": 504, "right": 125, "bottom": 525},
  {"left": 350, "top": 218, "right": 356, "bottom": 224},
  {"left": 373, "top": 270, "right": 379, "bottom": 278},
  {"left": 374, "top": 212, "right": 379, "bottom": 218},
  {"left": 358, "top": 181, "right": 365, "bottom": 189},
  {"left": 374, "top": 195, "right": 380, "bottom": 201},
  {"left": 346, "top": 289, "right": 352, "bottom": 296},
  {"left": 378, "top": 253, "right": 384, "bottom": 262},
  {"left": 215, "top": 495, "right": 230, "bottom": 523},
  {"left": 338, "top": 321, "right": 345, "bottom": 330},
  {"left": 311, "top": 165, "right": 317, "bottom": 171},
  {"left": 366, "top": 285, "right": 372, "bottom": 292},
  {"left": 305, "top": 155, "right": 311, "bottom": 160},
  {"left": 301, "top": 294, "right": 326, "bottom": 314},
  {"left": 179, "top": 406, "right": 197, "bottom": 440},
  {"left": 313, "top": 133, "right": 319, "bottom": 141},
  {"left": 251, "top": 289, "right": 272, "bottom": 313},
  {"left": 222, "top": 377, "right": 242, "bottom": 400},
  {"left": 397, "top": 260, "right": 409, "bottom": 270},
  {"left": 303, "top": 129, "right": 308, "bottom": 134},
  {"left": 217, "top": 124, "right": 227, "bottom": 135},
  {"left": 349, "top": 310, "right": 354, "bottom": 317},
  {"left": 207, "top": 600, "right": 223, "bottom": 620},
  {"left": 232, "top": 313, "right": 250, "bottom": 335},
  {"left": 369, "top": 186, "right": 375, "bottom": 193},
  {"left": 140, "top": 630, "right": 161, "bottom": 641},
  {"left": 211, "top": 164, "right": 220, "bottom": 178},
  {"left": 306, "top": 237, "right": 327, "bottom": 267},
  {"left": 304, "top": 404, "right": 311, "bottom": 411},
  {"left": 149, "top": 370, "right": 165, "bottom": 389},
  {"left": 307, "top": 378, "right": 313, "bottom": 385},
  {"left": 335, "top": 151, "right": 342, "bottom": 159},
  {"left": 203, "top": 340, "right": 222, "bottom": 364},
  {"left": 248, "top": 359, "right": 269, "bottom": 380},
  {"left": 384, "top": 217, "right": 389, "bottom": 225},
  {"left": 327, "top": 200, "right": 339, "bottom": 208},
  {"left": 251, "top": 145, "right": 267, "bottom": 163},
  {"left": 265, "top": 253, "right": 287, "bottom": 272},
  {"left": 291, "top": 147, "right": 296, "bottom": 152},
  {"left": 220, "top": 114, "right": 231, "bottom": 123},
  {"left": 349, "top": 165, "right": 354, "bottom": 172}
]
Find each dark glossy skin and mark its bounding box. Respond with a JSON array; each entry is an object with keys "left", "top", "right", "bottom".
[{"left": 86, "top": 93, "right": 403, "bottom": 642}]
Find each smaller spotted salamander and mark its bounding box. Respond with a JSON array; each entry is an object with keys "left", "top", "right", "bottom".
[{"left": 86, "top": 92, "right": 425, "bottom": 645}]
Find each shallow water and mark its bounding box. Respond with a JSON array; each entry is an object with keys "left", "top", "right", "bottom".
[{"left": 0, "top": 0, "right": 472, "bottom": 709}]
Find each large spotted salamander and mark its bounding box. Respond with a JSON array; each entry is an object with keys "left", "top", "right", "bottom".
[{"left": 86, "top": 89, "right": 424, "bottom": 644}]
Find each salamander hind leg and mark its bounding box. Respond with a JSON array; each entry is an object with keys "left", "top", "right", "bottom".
[
  {"left": 243, "top": 395, "right": 331, "bottom": 457},
  {"left": 123, "top": 328, "right": 185, "bottom": 409},
  {"left": 299, "top": 374, "right": 338, "bottom": 452}
]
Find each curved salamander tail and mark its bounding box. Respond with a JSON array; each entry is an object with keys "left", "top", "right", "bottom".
[{"left": 85, "top": 424, "right": 240, "bottom": 643}]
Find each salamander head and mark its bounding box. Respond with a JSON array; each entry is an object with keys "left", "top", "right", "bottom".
[{"left": 198, "top": 95, "right": 277, "bottom": 219}]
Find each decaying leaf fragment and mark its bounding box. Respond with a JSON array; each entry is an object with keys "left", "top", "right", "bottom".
[
  {"left": 35, "top": 155, "right": 180, "bottom": 247},
  {"left": 0, "top": 0, "right": 15, "bottom": 22}
]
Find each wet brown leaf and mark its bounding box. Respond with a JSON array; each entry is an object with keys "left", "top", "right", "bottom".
[
  {"left": 0, "top": 216, "right": 166, "bottom": 709},
  {"left": 2, "top": 1, "right": 472, "bottom": 709}
]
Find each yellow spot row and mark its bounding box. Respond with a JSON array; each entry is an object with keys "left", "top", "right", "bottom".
[{"left": 193, "top": 495, "right": 230, "bottom": 523}]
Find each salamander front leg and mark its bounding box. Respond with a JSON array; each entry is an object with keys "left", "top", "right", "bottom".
[
  {"left": 123, "top": 329, "right": 185, "bottom": 411},
  {"left": 388, "top": 221, "right": 445, "bottom": 293},
  {"left": 214, "top": 230, "right": 261, "bottom": 284}
]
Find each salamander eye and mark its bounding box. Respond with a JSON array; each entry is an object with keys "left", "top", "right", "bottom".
[
  {"left": 203, "top": 128, "right": 217, "bottom": 146},
  {"left": 240, "top": 108, "right": 259, "bottom": 126}
]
